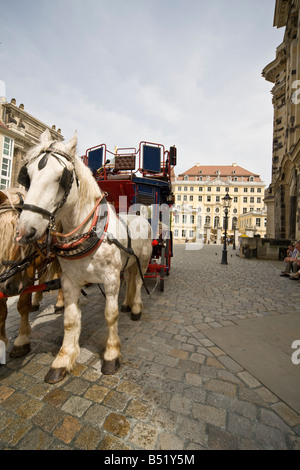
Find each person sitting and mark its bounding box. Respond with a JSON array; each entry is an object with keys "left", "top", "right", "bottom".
[{"left": 280, "top": 242, "right": 297, "bottom": 277}]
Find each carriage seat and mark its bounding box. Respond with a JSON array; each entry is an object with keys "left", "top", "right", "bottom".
[
  {"left": 114, "top": 155, "right": 136, "bottom": 171},
  {"left": 106, "top": 173, "right": 133, "bottom": 180}
]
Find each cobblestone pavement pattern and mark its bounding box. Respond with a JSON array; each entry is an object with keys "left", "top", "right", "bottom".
[{"left": 0, "top": 245, "right": 300, "bottom": 450}]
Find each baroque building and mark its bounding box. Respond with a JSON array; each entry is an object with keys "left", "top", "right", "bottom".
[
  {"left": 262, "top": 0, "right": 300, "bottom": 239},
  {"left": 172, "top": 164, "right": 265, "bottom": 244},
  {"left": 0, "top": 96, "right": 63, "bottom": 190}
]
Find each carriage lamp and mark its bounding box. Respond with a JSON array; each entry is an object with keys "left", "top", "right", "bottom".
[{"left": 221, "top": 191, "right": 232, "bottom": 265}]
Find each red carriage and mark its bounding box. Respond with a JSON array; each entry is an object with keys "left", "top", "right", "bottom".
[{"left": 82, "top": 141, "right": 177, "bottom": 291}]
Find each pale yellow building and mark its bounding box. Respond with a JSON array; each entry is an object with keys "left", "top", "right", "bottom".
[
  {"left": 172, "top": 164, "right": 266, "bottom": 244},
  {"left": 238, "top": 208, "right": 267, "bottom": 238},
  {"left": 0, "top": 96, "right": 63, "bottom": 190}
]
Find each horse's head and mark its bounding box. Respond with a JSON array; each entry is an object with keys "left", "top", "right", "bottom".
[
  {"left": 15, "top": 130, "right": 78, "bottom": 245},
  {"left": 0, "top": 188, "right": 34, "bottom": 296}
]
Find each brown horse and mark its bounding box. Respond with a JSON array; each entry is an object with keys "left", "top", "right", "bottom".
[{"left": 0, "top": 188, "right": 63, "bottom": 360}]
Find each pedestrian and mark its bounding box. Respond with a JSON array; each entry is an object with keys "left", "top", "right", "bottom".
[{"left": 280, "top": 242, "right": 297, "bottom": 276}]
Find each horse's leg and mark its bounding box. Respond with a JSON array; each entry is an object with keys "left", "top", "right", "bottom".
[
  {"left": 54, "top": 288, "right": 64, "bottom": 313},
  {"left": 44, "top": 279, "right": 81, "bottom": 384},
  {"left": 131, "top": 254, "right": 150, "bottom": 321},
  {"left": 121, "top": 265, "right": 136, "bottom": 313},
  {"left": 31, "top": 291, "right": 42, "bottom": 312},
  {"left": 10, "top": 293, "right": 32, "bottom": 357},
  {"left": 0, "top": 298, "right": 8, "bottom": 346},
  {"left": 101, "top": 280, "right": 121, "bottom": 375}
]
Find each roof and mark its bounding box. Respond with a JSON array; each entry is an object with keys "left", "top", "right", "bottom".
[{"left": 179, "top": 164, "right": 260, "bottom": 178}]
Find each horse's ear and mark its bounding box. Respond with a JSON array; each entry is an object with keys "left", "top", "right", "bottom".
[
  {"left": 64, "top": 131, "right": 77, "bottom": 157},
  {"left": 40, "top": 129, "right": 52, "bottom": 144}
]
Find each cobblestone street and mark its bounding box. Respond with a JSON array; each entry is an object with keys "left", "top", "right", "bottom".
[{"left": 0, "top": 244, "right": 300, "bottom": 450}]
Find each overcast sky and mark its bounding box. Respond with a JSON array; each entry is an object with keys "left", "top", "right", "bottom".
[{"left": 0, "top": 0, "right": 284, "bottom": 186}]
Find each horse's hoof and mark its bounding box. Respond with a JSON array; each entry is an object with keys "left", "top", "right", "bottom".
[
  {"left": 30, "top": 305, "right": 39, "bottom": 312},
  {"left": 54, "top": 306, "right": 64, "bottom": 314},
  {"left": 121, "top": 305, "right": 131, "bottom": 313},
  {"left": 9, "top": 343, "right": 31, "bottom": 358},
  {"left": 131, "top": 312, "right": 141, "bottom": 321},
  {"left": 101, "top": 357, "right": 121, "bottom": 375},
  {"left": 44, "top": 367, "right": 67, "bottom": 384}
]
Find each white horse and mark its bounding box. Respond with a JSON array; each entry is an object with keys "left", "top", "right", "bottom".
[{"left": 15, "top": 130, "right": 153, "bottom": 384}]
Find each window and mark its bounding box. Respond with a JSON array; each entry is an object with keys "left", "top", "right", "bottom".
[
  {"left": 243, "top": 197, "right": 247, "bottom": 203},
  {"left": 216, "top": 187, "right": 220, "bottom": 192},
  {"left": 257, "top": 197, "right": 261, "bottom": 203},
  {"left": 243, "top": 188, "right": 248, "bottom": 193},
  {"left": 257, "top": 188, "right": 262, "bottom": 193},
  {"left": 183, "top": 195, "right": 187, "bottom": 201},
  {"left": 216, "top": 196, "right": 220, "bottom": 202},
  {"left": 174, "top": 229, "right": 179, "bottom": 237},
  {"left": 205, "top": 216, "right": 211, "bottom": 225},
  {"left": 198, "top": 196, "right": 202, "bottom": 202},
  {"left": 250, "top": 188, "right": 254, "bottom": 193},
  {"left": 199, "top": 187, "right": 203, "bottom": 192},
  {"left": 184, "top": 186, "right": 188, "bottom": 191},
  {"left": 182, "top": 229, "right": 186, "bottom": 238},
  {"left": 250, "top": 197, "right": 254, "bottom": 203},
  {"left": 190, "top": 187, "right": 194, "bottom": 192},
  {"left": 1, "top": 137, "right": 14, "bottom": 189},
  {"left": 190, "top": 215, "right": 194, "bottom": 224},
  {"left": 182, "top": 215, "right": 187, "bottom": 224},
  {"left": 184, "top": 175, "right": 188, "bottom": 181},
  {"left": 189, "top": 230, "right": 194, "bottom": 238},
  {"left": 174, "top": 215, "right": 179, "bottom": 224},
  {"left": 234, "top": 188, "right": 238, "bottom": 192},
  {"left": 177, "top": 195, "right": 181, "bottom": 201},
  {"left": 233, "top": 197, "right": 238, "bottom": 203},
  {"left": 243, "top": 208, "right": 247, "bottom": 214},
  {"left": 207, "top": 187, "right": 211, "bottom": 192},
  {"left": 214, "top": 216, "right": 220, "bottom": 228},
  {"left": 189, "top": 195, "right": 193, "bottom": 201},
  {"left": 207, "top": 196, "right": 211, "bottom": 202},
  {"left": 256, "top": 218, "right": 261, "bottom": 227},
  {"left": 178, "top": 186, "right": 182, "bottom": 191}
]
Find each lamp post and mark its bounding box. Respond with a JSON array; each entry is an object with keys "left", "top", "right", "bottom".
[{"left": 221, "top": 191, "right": 232, "bottom": 265}]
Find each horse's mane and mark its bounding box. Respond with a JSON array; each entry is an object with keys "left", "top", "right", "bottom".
[
  {"left": 25, "top": 137, "right": 102, "bottom": 212},
  {"left": 0, "top": 188, "right": 30, "bottom": 272}
]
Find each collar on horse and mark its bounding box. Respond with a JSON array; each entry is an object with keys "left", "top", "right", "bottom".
[{"left": 50, "top": 193, "right": 109, "bottom": 260}]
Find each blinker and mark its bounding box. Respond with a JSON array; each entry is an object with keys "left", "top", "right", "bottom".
[{"left": 17, "top": 166, "right": 30, "bottom": 191}]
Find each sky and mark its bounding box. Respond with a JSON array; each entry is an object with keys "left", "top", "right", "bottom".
[{"left": 0, "top": 0, "right": 284, "bottom": 186}]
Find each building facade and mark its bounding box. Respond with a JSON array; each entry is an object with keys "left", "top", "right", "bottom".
[
  {"left": 262, "top": 0, "right": 300, "bottom": 240},
  {"left": 172, "top": 164, "right": 266, "bottom": 244},
  {"left": 238, "top": 208, "right": 268, "bottom": 238},
  {"left": 0, "top": 97, "right": 63, "bottom": 190}
]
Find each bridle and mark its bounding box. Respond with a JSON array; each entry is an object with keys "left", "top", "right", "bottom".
[
  {"left": 17, "top": 145, "right": 75, "bottom": 229},
  {"left": 17, "top": 144, "right": 110, "bottom": 261}
]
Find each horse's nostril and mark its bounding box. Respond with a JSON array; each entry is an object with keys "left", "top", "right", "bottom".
[{"left": 27, "top": 227, "right": 36, "bottom": 240}]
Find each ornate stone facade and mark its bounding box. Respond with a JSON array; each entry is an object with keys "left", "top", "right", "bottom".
[
  {"left": 262, "top": 0, "right": 300, "bottom": 239},
  {"left": 0, "top": 97, "right": 63, "bottom": 189}
]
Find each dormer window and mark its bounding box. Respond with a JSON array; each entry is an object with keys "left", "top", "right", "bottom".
[{"left": 184, "top": 175, "right": 188, "bottom": 181}]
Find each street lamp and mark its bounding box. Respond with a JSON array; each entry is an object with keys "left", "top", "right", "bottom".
[{"left": 221, "top": 191, "right": 232, "bottom": 265}]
